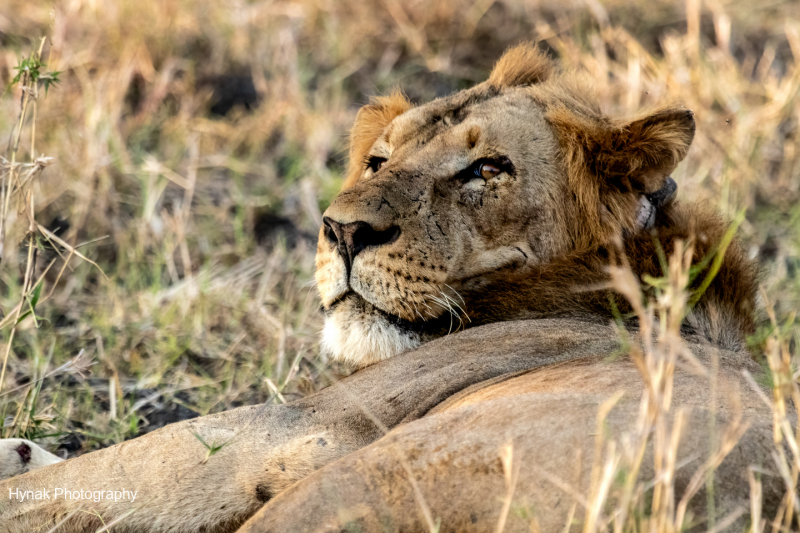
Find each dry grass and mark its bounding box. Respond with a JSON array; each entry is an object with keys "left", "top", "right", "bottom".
[
  {"left": 558, "top": 227, "right": 799, "bottom": 532},
  {"left": 588, "top": 241, "right": 754, "bottom": 532},
  {"left": 0, "top": 0, "right": 799, "bottom": 528}
]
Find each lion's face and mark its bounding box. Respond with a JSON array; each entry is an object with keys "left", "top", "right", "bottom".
[
  {"left": 317, "top": 87, "right": 567, "bottom": 366},
  {"left": 315, "top": 44, "right": 695, "bottom": 367}
]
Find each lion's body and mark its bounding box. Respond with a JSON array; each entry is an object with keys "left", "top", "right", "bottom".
[
  {"left": 0, "top": 320, "right": 780, "bottom": 532},
  {"left": 0, "top": 44, "right": 775, "bottom": 533},
  {"left": 242, "top": 326, "right": 776, "bottom": 532}
]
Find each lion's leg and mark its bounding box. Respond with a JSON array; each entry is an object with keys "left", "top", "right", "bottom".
[
  {"left": 0, "top": 319, "right": 618, "bottom": 532},
  {"left": 0, "top": 404, "right": 316, "bottom": 533},
  {"left": 3, "top": 383, "right": 402, "bottom": 533}
]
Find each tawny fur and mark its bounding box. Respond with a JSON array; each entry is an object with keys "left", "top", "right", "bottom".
[
  {"left": 239, "top": 325, "right": 778, "bottom": 532},
  {"left": 343, "top": 90, "right": 412, "bottom": 188},
  {"left": 463, "top": 201, "right": 757, "bottom": 349},
  {"left": 486, "top": 41, "right": 554, "bottom": 87}
]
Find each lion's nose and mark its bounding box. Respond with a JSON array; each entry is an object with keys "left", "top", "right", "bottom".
[{"left": 323, "top": 216, "right": 400, "bottom": 273}]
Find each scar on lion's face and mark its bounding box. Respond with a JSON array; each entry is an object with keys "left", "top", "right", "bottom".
[{"left": 315, "top": 42, "right": 696, "bottom": 368}]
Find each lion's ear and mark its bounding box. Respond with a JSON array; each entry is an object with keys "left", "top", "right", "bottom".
[
  {"left": 597, "top": 108, "right": 696, "bottom": 193},
  {"left": 345, "top": 91, "right": 412, "bottom": 188},
  {"left": 549, "top": 105, "right": 695, "bottom": 243},
  {"left": 550, "top": 106, "right": 695, "bottom": 194},
  {"left": 488, "top": 42, "right": 553, "bottom": 87}
]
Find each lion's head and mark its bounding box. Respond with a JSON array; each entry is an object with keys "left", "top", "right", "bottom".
[{"left": 315, "top": 43, "right": 696, "bottom": 367}]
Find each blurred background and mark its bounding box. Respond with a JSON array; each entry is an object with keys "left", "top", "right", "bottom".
[{"left": 0, "top": 0, "right": 798, "bottom": 457}]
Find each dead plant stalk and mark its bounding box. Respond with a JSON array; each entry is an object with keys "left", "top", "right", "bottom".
[{"left": 0, "top": 37, "right": 48, "bottom": 394}]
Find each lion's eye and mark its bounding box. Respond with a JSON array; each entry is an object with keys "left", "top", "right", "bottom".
[
  {"left": 455, "top": 157, "right": 513, "bottom": 184},
  {"left": 480, "top": 164, "right": 501, "bottom": 179}
]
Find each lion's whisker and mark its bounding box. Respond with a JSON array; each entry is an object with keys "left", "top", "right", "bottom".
[
  {"left": 426, "top": 290, "right": 463, "bottom": 335},
  {"left": 410, "top": 300, "right": 425, "bottom": 321},
  {"left": 442, "top": 291, "right": 469, "bottom": 329},
  {"left": 444, "top": 283, "right": 467, "bottom": 307},
  {"left": 419, "top": 300, "right": 437, "bottom": 319},
  {"left": 441, "top": 290, "right": 467, "bottom": 320}
]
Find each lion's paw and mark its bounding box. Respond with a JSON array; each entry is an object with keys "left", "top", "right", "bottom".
[{"left": 0, "top": 438, "right": 63, "bottom": 480}]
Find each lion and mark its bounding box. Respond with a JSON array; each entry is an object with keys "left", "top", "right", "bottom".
[
  {"left": 0, "top": 44, "right": 779, "bottom": 533},
  {"left": 315, "top": 44, "right": 755, "bottom": 368}
]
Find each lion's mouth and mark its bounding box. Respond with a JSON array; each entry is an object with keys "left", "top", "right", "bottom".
[
  {"left": 320, "top": 273, "right": 467, "bottom": 366},
  {"left": 327, "top": 291, "right": 454, "bottom": 336}
]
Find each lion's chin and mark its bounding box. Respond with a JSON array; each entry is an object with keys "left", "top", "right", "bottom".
[{"left": 321, "top": 296, "right": 421, "bottom": 368}]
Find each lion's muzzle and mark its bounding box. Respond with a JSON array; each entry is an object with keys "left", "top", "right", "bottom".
[{"left": 322, "top": 216, "right": 400, "bottom": 277}]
